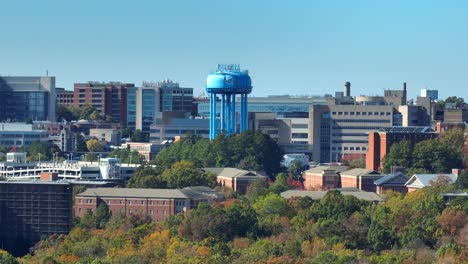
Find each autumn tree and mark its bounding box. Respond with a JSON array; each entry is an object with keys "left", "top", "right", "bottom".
[
  {"left": 86, "top": 139, "right": 103, "bottom": 153},
  {"left": 161, "top": 161, "right": 217, "bottom": 189}
]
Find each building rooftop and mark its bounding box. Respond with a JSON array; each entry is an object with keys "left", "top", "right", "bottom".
[
  {"left": 405, "top": 173, "right": 458, "bottom": 188},
  {"left": 378, "top": 126, "right": 435, "bottom": 133},
  {"left": 304, "top": 165, "right": 349, "bottom": 174},
  {"left": 341, "top": 168, "right": 381, "bottom": 177},
  {"left": 203, "top": 167, "right": 267, "bottom": 178},
  {"left": 280, "top": 189, "right": 382, "bottom": 202},
  {"left": 76, "top": 187, "right": 218, "bottom": 199},
  {"left": 374, "top": 172, "right": 409, "bottom": 186}
]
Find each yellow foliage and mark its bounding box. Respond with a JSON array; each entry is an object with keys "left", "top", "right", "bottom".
[
  {"left": 195, "top": 246, "right": 210, "bottom": 256},
  {"left": 56, "top": 255, "right": 80, "bottom": 263},
  {"left": 311, "top": 237, "right": 329, "bottom": 256},
  {"left": 232, "top": 237, "right": 251, "bottom": 249}
]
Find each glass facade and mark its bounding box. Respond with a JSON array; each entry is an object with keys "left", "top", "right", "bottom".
[
  {"left": 127, "top": 89, "right": 137, "bottom": 130},
  {"left": 142, "top": 89, "right": 155, "bottom": 132}
]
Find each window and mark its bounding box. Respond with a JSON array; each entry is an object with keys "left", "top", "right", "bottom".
[
  {"left": 162, "top": 201, "right": 166, "bottom": 205},
  {"left": 163, "top": 210, "right": 167, "bottom": 215},
  {"left": 150, "top": 210, "right": 153, "bottom": 215},
  {"left": 120, "top": 200, "right": 123, "bottom": 204},
  {"left": 140, "top": 200, "right": 144, "bottom": 205},
  {"left": 128, "top": 200, "right": 132, "bottom": 205},
  {"left": 78, "top": 208, "right": 82, "bottom": 213},
  {"left": 344, "top": 147, "right": 349, "bottom": 150},
  {"left": 362, "top": 147, "right": 367, "bottom": 150}
]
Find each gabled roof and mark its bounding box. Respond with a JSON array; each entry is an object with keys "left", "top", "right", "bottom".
[
  {"left": 280, "top": 189, "right": 382, "bottom": 202},
  {"left": 374, "top": 172, "right": 409, "bottom": 186},
  {"left": 203, "top": 167, "right": 266, "bottom": 179},
  {"left": 405, "top": 174, "right": 458, "bottom": 189},
  {"left": 341, "top": 168, "right": 381, "bottom": 177},
  {"left": 304, "top": 165, "right": 349, "bottom": 174}
]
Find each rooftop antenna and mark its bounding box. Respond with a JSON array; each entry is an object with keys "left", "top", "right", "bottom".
[{"left": 46, "top": 70, "right": 48, "bottom": 76}]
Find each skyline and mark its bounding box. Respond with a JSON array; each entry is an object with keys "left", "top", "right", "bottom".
[{"left": 1, "top": 0, "right": 467, "bottom": 100}]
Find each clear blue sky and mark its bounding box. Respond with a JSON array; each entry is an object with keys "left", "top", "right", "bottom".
[{"left": 1, "top": 0, "right": 467, "bottom": 100}]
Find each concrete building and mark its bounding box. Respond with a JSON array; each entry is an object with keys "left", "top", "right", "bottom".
[
  {"left": 89, "top": 128, "right": 121, "bottom": 145},
  {"left": 366, "top": 126, "right": 438, "bottom": 171},
  {"left": 204, "top": 167, "right": 268, "bottom": 194},
  {"left": 340, "top": 168, "right": 382, "bottom": 192},
  {"left": 0, "top": 180, "right": 73, "bottom": 256},
  {"left": 56, "top": 87, "right": 74, "bottom": 106},
  {"left": 0, "top": 153, "right": 138, "bottom": 184},
  {"left": 149, "top": 115, "right": 209, "bottom": 143},
  {"left": 0, "top": 123, "right": 49, "bottom": 147},
  {"left": 0, "top": 76, "right": 56, "bottom": 122},
  {"left": 121, "top": 142, "right": 170, "bottom": 161},
  {"left": 74, "top": 81, "right": 134, "bottom": 124},
  {"left": 127, "top": 80, "right": 194, "bottom": 132},
  {"left": 74, "top": 187, "right": 223, "bottom": 222},
  {"left": 420, "top": 88, "right": 439, "bottom": 101}
]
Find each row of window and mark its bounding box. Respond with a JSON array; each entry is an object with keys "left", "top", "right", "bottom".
[
  {"left": 332, "top": 111, "right": 391, "bottom": 116},
  {"left": 331, "top": 146, "right": 367, "bottom": 151}
]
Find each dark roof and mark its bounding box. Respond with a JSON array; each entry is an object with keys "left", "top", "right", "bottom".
[
  {"left": 378, "top": 126, "right": 435, "bottom": 133},
  {"left": 374, "top": 172, "right": 409, "bottom": 186}
]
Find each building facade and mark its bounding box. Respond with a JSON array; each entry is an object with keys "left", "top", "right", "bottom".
[
  {"left": 127, "top": 80, "right": 194, "bottom": 132},
  {"left": 0, "top": 123, "right": 49, "bottom": 147},
  {"left": 365, "top": 127, "right": 438, "bottom": 171},
  {"left": 74, "top": 82, "right": 134, "bottom": 124},
  {"left": 56, "top": 87, "right": 74, "bottom": 106},
  {"left": 0, "top": 76, "right": 56, "bottom": 122},
  {"left": 75, "top": 187, "right": 221, "bottom": 222},
  {"left": 0, "top": 181, "right": 72, "bottom": 256}
]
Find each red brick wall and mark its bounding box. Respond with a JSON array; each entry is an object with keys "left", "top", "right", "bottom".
[
  {"left": 303, "top": 173, "right": 323, "bottom": 190},
  {"left": 341, "top": 175, "right": 358, "bottom": 189},
  {"left": 75, "top": 196, "right": 183, "bottom": 222},
  {"left": 366, "top": 132, "right": 380, "bottom": 171}
]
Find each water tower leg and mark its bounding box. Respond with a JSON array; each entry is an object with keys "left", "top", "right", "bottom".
[
  {"left": 232, "top": 94, "right": 236, "bottom": 134},
  {"left": 221, "top": 94, "right": 225, "bottom": 132},
  {"left": 226, "top": 94, "right": 231, "bottom": 134},
  {"left": 213, "top": 93, "right": 217, "bottom": 138}
]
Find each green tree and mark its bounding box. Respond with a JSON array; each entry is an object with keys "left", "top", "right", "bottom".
[
  {"left": 130, "top": 129, "right": 149, "bottom": 143},
  {"left": 161, "top": 161, "right": 216, "bottom": 188},
  {"left": 76, "top": 133, "right": 88, "bottom": 152},
  {"left": 455, "top": 170, "right": 468, "bottom": 189},
  {"left": 95, "top": 203, "right": 110, "bottom": 229},
  {"left": 226, "top": 201, "right": 259, "bottom": 238},
  {"left": 382, "top": 140, "right": 413, "bottom": 173},
  {"left": 288, "top": 160, "right": 303, "bottom": 180},
  {"left": 56, "top": 104, "right": 74, "bottom": 122},
  {"left": 127, "top": 166, "right": 165, "bottom": 188}
]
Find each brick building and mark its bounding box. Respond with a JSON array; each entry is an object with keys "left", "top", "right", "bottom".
[
  {"left": 303, "top": 165, "right": 349, "bottom": 190},
  {"left": 366, "top": 126, "right": 438, "bottom": 171},
  {"left": 340, "top": 168, "right": 382, "bottom": 192},
  {"left": 204, "top": 167, "right": 268, "bottom": 194},
  {"left": 74, "top": 82, "right": 134, "bottom": 124},
  {"left": 75, "top": 187, "right": 223, "bottom": 222},
  {"left": 0, "top": 176, "right": 73, "bottom": 256}
]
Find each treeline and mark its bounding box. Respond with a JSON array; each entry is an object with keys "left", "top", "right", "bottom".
[
  {"left": 383, "top": 129, "right": 466, "bottom": 174},
  {"left": 11, "top": 180, "right": 468, "bottom": 263},
  {"left": 154, "top": 130, "right": 284, "bottom": 176}
]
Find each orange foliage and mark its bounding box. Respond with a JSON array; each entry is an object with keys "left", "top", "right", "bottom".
[{"left": 232, "top": 237, "right": 251, "bottom": 249}]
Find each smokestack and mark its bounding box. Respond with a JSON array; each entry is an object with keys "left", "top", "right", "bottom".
[
  {"left": 403, "top": 82, "right": 407, "bottom": 91},
  {"left": 344, "top": 82, "right": 351, "bottom": 97}
]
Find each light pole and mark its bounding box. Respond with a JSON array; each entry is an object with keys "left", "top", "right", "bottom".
[{"left": 38, "top": 153, "right": 41, "bottom": 165}]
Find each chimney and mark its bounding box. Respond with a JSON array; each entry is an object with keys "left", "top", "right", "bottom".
[
  {"left": 403, "top": 82, "right": 407, "bottom": 91},
  {"left": 451, "top": 168, "right": 461, "bottom": 176},
  {"left": 344, "top": 82, "right": 351, "bottom": 97}
]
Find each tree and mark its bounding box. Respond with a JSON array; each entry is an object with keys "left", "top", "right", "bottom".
[
  {"left": 131, "top": 129, "right": 149, "bottom": 143},
  {"left": 161, "top": 161, "right": 216, "bottom": 189},
  {"left": 76, "top": 133, "right": 88, "bottom": 152},
  {"left": 86, "top": 139, "right": 103, "bottom": 153},
  {"left": 455, "top": 170, "right": 468, "bottom": 189},
  {"left": 226, "top": 201, "right": 259, "bottom": 238},
  {"left": 95, "top": 203, "right": 110, "bottom": 229},
  {"left": 127, "top": 166, "right": 164, "bottom": 188},
  {"left": 382, "top": 140, "right": 413, "bottom": 173},
  {"left": 288, "top": 160, "right": 303, "bottom": 180},
  {"left": 56, "top": 104, "right": 74, "bottom": 122},
  {"left": 178, "top": 203, "right": 230, "bottom": 241},
  {"left": 0, "top": 250, "right": 18, "bottom": 264}
]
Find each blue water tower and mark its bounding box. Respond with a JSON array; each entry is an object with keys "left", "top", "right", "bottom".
[{"left": 206, "top": 64, "right": 252, "bottom": 139}]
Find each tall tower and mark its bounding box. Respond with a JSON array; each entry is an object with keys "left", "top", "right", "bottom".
[{"left": 206, "top": 64, "right": 252, "bottom": 139}]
